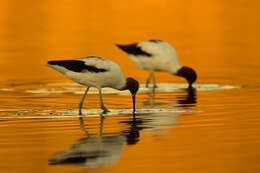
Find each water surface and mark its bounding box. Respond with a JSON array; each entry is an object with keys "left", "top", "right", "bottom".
[{"left": 0, "top": 0, "right": 259, "bottom": 173}]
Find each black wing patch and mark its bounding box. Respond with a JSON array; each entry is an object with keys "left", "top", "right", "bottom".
[
  {"left": 149, "top": 39, "right": 162, "bottom": 43},
  {"left": 47, "top": 60, "right": 108, "bottom": 73},
  {"left": 116, "top": 43, "right": 152, "bottom": 57},
  {"left": 49, "top": 150, "right": 107, "bottom": 165}
]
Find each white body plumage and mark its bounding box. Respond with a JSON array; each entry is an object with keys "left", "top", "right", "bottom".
[
  {"left": 116, "top": 40, "right": 197, "bottom": 88},
  {"left": 47, "top": 57, "right": 126, "bottom": 90},
  {"left": 123, "top": 40, "right": 182, "bottom": 74},
  {"left": 47, "top": 56, "right": 139, "bottom": 114}
]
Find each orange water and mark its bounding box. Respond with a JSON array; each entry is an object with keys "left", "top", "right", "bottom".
[{"left": 0, "top": 0, "right": 259, "bottom": 172}]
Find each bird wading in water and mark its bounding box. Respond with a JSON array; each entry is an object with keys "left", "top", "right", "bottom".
[
  {"left": 47, "top": 56, "right": 139, "bottom": 115},
  {"left": 116, "top": 40, "right": 197, "bottom": 89}
]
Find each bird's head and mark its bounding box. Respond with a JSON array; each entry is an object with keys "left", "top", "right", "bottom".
[
  {"left": 123, "top": 78, "right": 139, "bottom": 112},
  {"left": 176, "top": 66, "right": 197, "bottom": 88},
  {"left": 125, "top": 77, "right": 139, "bottom": 96}
]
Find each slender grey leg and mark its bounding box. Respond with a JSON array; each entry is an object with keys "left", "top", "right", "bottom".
[
  {"left": 98, "top": 88, "right": 109, "bottom": 113},
  {"left": 146, "top": 72, "right": 153, "bottom": 88},
  {"left": 79, "top": 87, "right": 90, "bottom": 115},
  {"left": 151, "top": 71, "right": 158, "bottom": 88}
]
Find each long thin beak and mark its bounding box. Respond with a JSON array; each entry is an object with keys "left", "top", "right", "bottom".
[
  {"left": 188, "top": 83, "right": 193, "bottom": 90},
  {"left": 132, "top": 94, "right": 136, "bottom": 113}
]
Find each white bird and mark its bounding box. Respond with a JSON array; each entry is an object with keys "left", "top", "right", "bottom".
[
  {"left": 116, "top": 40, "right": 197, "bottom": 89},
  {"left": 46, "top": 56, "right": 139, "bottom": 114}
]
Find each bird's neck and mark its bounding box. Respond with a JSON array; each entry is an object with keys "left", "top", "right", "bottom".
[
  {"left": 117, "top": 78, "right": 128, "bottom": 91},
  {"left": 169, "top": 65, "right": 183, "bottom": 75}
]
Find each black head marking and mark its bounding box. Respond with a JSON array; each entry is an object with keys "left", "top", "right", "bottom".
[
  {"left": 124, "top": 77, "right": 139, "bottom": 113},
  {"left": 116, "top": 43, "right": 152, "bottom": 57},
  {"left": 124, "top": 77, "right": 139, "bottom": 95},
  {"left": 176, "top": 66, "right": 197, "bottom": 88},
  {"left": 47, "top": 60, "right": 108, "bottom": 73}
]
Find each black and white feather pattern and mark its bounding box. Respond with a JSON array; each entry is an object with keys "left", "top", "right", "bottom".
[
  {"left": 48, "top": 60, "right": 107, "bottom": 73},
  {"left": 47, "top": 56, "right": 125, "bottom": 89},
  {"left": 116, "top": 40, "right": 182, "bottom": 73},
  {"left": 116, "top": 43, "right": 152, "bottom": 57}
]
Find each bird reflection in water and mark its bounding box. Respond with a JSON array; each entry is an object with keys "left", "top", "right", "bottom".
[
  {"left": 176, "top": 88, "right": 197, "bottom": 108},
  {"left": 49, "top": 114, "right": 141, "bottom": 168},
  {"left": 48, "top": 89, "right": 196, "bottom": 168},
  {"left": 142, "top": 87, "right": 197, "bottom": 108}
]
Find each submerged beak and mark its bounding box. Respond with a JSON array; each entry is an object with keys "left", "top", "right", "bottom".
[{"left": 132, "top": 94, "right": 136, "bottom": 113}]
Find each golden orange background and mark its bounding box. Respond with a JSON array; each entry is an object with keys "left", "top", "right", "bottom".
[{"left": 0, "top": 0, "right": 259, "bottom": 173}]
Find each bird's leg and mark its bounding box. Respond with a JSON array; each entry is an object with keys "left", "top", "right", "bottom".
[
  {"left": 146, "top": 72, "right": 153, "bottom": 88},
  {"left": 78, "top": 86, "right": 90, "bottom": 115},
  {"left": 151, "top": 71, "right": 158, "bottom": 88},
  {"left": 98, "top": 88, "right": 109, "bottom": 114}
]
